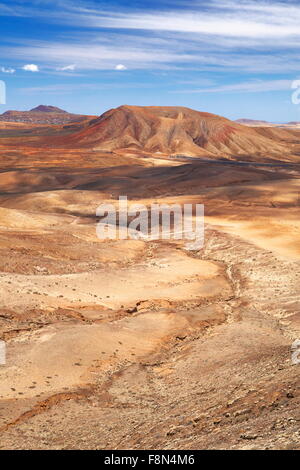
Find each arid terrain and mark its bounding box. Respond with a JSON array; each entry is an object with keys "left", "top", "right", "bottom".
[{"left": 0, "top": 105, "right": 299, "bottom": 450}]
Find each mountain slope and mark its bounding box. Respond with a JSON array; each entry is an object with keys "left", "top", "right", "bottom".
[{"left": 60, "top": 105, "right": 295, "bottom": 159}]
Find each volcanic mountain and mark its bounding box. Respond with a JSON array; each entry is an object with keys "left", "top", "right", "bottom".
[
  {"left": 0, "top": 105, "right": 92, "bottom": 125},
  {"left": 53, "top": 105, "right": 300, "bottom": 161}
]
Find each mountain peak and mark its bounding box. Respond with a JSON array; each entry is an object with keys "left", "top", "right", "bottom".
[{"left": 30, "top": 105, "right": 67, "bottom": 114}]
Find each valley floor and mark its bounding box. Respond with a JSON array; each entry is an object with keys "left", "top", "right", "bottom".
[{"left": 0, "top": 154, "right": 299, "bottom": 450}]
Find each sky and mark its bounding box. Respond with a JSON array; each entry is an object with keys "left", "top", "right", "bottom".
[{"left": 1, "top": 0, "right": 300, "bottom": 121}]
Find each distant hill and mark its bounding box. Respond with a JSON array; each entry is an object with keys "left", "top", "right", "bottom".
[
  {"left": 235, "top": 119, "right": 276, "bottom": 127},
  {"left": 236, "top": 118, "right": 300, "bottom": 129},
  {"left": 0, "top": 105, "right": 92, "bottom": 125}
]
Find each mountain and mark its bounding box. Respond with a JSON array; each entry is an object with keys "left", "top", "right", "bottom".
[
  {"left": 58, "top": 105, "right": 297, "bottom": 160},
  {"left": 0, "top": 105, "right": 92, "bottom": 125}
]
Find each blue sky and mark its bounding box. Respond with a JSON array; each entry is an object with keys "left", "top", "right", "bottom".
[{"left": 1, "top": 0, "right": 300, "bottom": 121}]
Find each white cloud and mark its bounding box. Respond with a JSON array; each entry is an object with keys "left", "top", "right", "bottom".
[
  {"left": 19, "top": 81, "right": 155, "bottom": 95},
  {"left": 0, "top": 66, "right": 15, "bottom": 74},
  {"left": 57, "top": 64, "right": 76, "bottom": 71},
  {"left": 60, "top": 0, "right": 300, "bottom": 42},
  {"left": 3, "top": 40, "right": 192, "bottom": 72},
  {"left": 22, "top": 64, "right": 39, "bottom": 72},
  {"left": 115, "top": 64, "right": 127, "bottom": 71},
  {"left": 172, "top": 79, "right": 293, "bottom": 94},
  {"left": 3, "top": 1, "right": 300, "bottom": 74},
  {"left": 4, "top": 39, "right": 300, "bottom": 74}
]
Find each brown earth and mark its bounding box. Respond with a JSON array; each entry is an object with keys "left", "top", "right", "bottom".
[
  {"left": 53, "top": 105, "right": 300, "bottom": 160},
  {"left": 0, "top": 107, "right": 299, "bottom": 450}
]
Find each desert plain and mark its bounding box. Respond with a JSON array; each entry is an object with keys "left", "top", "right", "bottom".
[{"left": 0, "top": 105, "right": 299, "bottom": 450}]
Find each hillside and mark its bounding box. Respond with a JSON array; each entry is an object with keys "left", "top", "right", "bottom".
[{"left": 59, "top": 105, "right": 298, "bottom": 160}]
